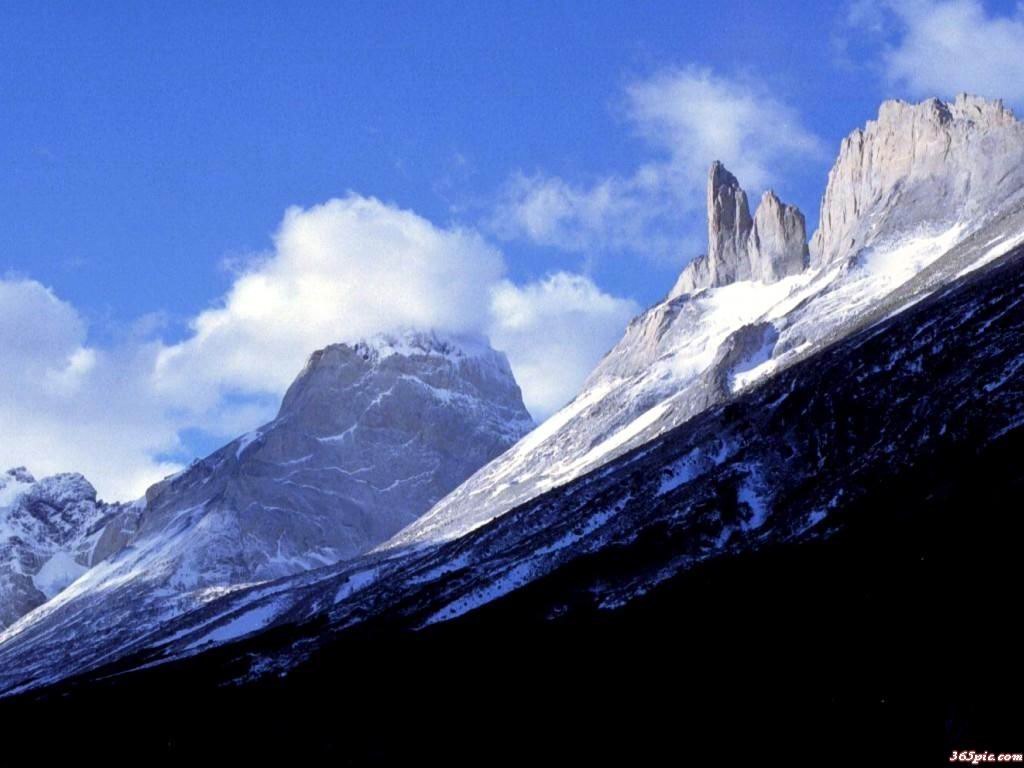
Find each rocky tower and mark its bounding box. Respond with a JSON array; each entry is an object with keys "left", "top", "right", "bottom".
[
  {"left": 751, "top": 190, "right": 810, "bottom": 282},
  {"left": 810, "top": 94, "right": 1024, "bottom": 266},
  {"left": 706, "top": 162, "right": 754, "bottom": 285},
  {"left": 671, "top": 162, "right": 808, "bottom": 297}
]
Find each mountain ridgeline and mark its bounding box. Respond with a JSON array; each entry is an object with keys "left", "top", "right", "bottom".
[
  {"left": 389, "top": 93, "right": 1024, "bottom": 550},
  {"left": 2, "top": 95, "right": 1024, "bottom": 757}
]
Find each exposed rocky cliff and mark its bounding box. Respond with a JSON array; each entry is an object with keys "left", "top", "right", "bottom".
[
  {"left": 810, "top": 94, "right": 1024, "bottom": 266},
  {"left": 671, "top": 162, "right": 809, "bottom": 296}
]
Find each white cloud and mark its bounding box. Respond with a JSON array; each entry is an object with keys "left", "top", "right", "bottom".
[
  {"left": 489, "top": 273, "right": 640, "bottom": 416},
  {"left": 492, "top": 67, "right": 823, "bottom": 261},
  {"left": 0, "top": 279, "right": 182, "bottom": 500},
  {"left": 2, "top": 197, "right": 639, "bottom": 499},
  {"left": 848, "top": 1, "right": 1024, "bottom": 104},
  {"left": 152, "top": 196, "right": 507, "bottom": 413}
]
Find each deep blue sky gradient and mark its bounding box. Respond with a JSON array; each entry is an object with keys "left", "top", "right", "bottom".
[{"left": 1, "top": 0, "right": 907, "bottom": 337}]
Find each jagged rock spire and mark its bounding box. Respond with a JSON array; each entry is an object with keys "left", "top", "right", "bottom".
[
  {"left": 751, "top": 189, "right": 810, "bottom": 282},
  {"left": 706, "top": 161, "right": 754, "bottom": 286},
  {"left": 671, "top": 162, "right": 808, "bottom": 297}
]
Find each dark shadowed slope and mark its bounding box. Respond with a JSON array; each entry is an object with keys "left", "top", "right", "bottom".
[{"left": 3, "top": 236, "right": 1024, "bottom": 762}]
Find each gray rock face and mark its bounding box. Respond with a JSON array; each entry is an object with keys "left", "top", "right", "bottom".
[
  {"left": 706, "top": 161, "right": 754, "bottom": 285},
  {"left": 671, "top": 162, "right": 808, "bottom": 297},
  {"left": 0, "top": 330, "right": 532, "bottom": 674},
  {"left": 0, "top": 468, "right": 128, "bottom": 628},
  {"left": 810, "top": 94, "right": 1024, "bottom": 266},
  {"left": 751, "top": 190, "right": 810, "bottom": 282},
  {"left": 102, "top": 331, "right": 534, "bottom": 591}
]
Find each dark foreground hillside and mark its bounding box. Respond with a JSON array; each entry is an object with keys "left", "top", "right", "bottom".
[
  {"left": 7, "top": 434, "right": 1021, "bottom": 764},
  {"left": 5, "top": 249, "right": 1024, "bottom": 764}
]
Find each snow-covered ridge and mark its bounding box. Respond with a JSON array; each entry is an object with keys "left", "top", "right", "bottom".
[
  {"left": 385, "top": 95, "right": 1024, "bottom": 551},
  {"left": 386, "top": 222, "right": 990, "bottom": 549}
]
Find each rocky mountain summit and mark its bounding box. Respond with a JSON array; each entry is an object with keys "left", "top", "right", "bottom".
[
  {"left": 811, "top": 94, "right": 1024, "bottom": 266},
  {"left": 97, "top": 329, "right": 533, "bottom": 589},
  {"left": 0, "top": 468, "right": 129, "bottom": 629},
  {"left": 0, "top": 330, "right": 532, "bottom": 634},
  {"left": 671, "top": 162, "right": 809, "bottom": 296}
]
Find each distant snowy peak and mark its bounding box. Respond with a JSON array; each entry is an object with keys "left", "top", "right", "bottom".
[
  {"left": 0, "top": 467, "right": 125, "bottom": 628},
  {"left": 70, "top": 326, "right": 535, "bottom": 609}
]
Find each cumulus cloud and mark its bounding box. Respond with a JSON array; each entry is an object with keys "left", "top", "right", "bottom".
[
  {"left": 153, "top": 196, "right": 507, "bottom": 413},
  {"left": 3, "top": 197, "right": 638, "bottom": 499},
  {"left": 492, "top": 67, "right": 823, "bottom": 261},
  {"left": 154, "top": 195, "right": 634, "bottom": 421},
  {"left": 846, "top": 0, "right": 1024, "bottom": 104},
  {"left": 0, "top": 279, "right": 182, "bottom": 500},
  {"left": 489, "top": 273, "right": 640, "bottom": 416}
]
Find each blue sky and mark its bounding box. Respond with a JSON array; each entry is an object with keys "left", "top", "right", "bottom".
[{"left": 3, "top": 0, "right": 1024, "bottom": 498}]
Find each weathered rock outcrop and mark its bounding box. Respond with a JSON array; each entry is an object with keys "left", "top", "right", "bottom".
[
  {"left": 671, "top": 162, "right": 808, "bottom": 297},
  {"left": 810, "top": 94, "right": 1024, "bottom": 266}
]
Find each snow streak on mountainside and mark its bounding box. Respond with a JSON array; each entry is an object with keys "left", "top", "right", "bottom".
[
  {"left": 0, "top": 469, "right": 131, "bottom": 629},
  {"left": 4, "top": 228, "right": 1023, "bottom": 697},
  {"left": 388, "top": 95, "right": 1024, "bottom": 550}
]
